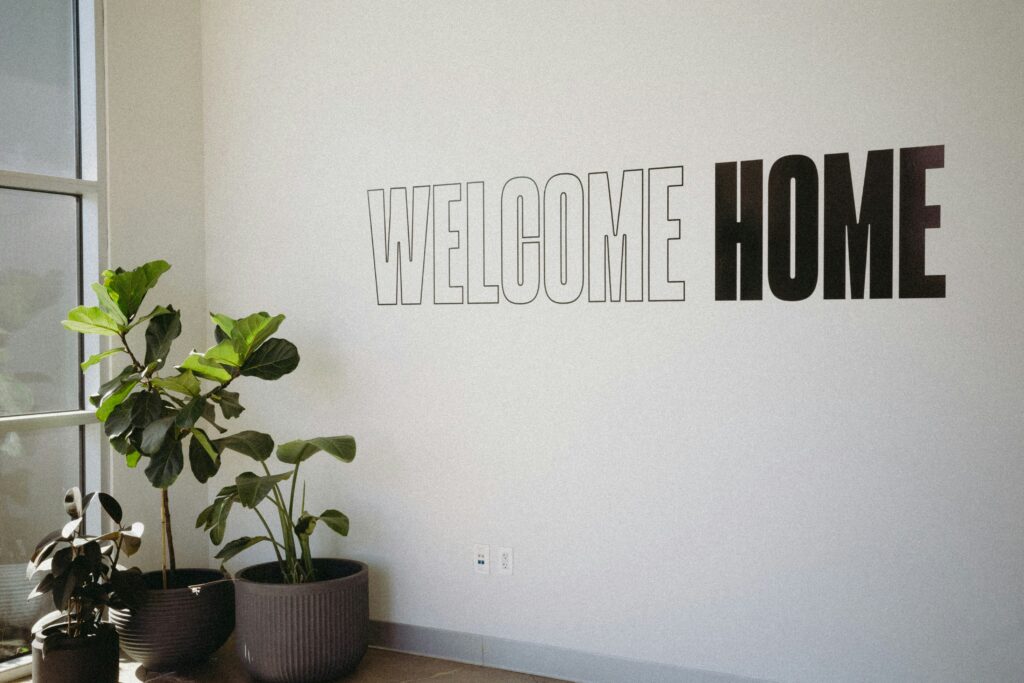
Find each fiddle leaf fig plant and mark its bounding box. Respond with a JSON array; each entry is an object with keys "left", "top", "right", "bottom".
[
  {"left": 197, "top": 435, "right": 356, "bottom": 584},
  {"left": 62, "top": 260, "right": 301, "bottom": 587},
  {"left": 26, "top": 487, "right": 145, "bottom": 640}
]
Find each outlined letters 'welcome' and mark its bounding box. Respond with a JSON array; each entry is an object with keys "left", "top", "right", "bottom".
[{"left": 367, "top": 168, "right": 686, "bottom": 306}]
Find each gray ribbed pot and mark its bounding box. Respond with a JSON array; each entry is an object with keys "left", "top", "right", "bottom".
[
  {"left": 31, "top": 623, "right": 119, "bottom": 683},
  {"left": 109, "top": 568, "right": 234, "bottom": 671},
  {"left": 235, "top": 559, "right": 369, "bottom": 683}
]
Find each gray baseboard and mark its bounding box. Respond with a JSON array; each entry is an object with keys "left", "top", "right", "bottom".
[{"left": 369, "top": 620, "right": 772, "bottom": 683}]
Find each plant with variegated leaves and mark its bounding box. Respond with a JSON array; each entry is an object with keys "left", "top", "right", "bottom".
[
  {"left": 62, "top": 261, "right": 302, "bottom": 587},
  {"left": 197, "top": 436, "right": 355, "bottom": 584}
]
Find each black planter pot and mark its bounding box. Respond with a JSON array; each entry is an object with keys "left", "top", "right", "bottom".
[
  {"left": 109, "top": 568, "right": 234, "bottom": 671},
  {"left": 31, "top": 623, "right": 119, "bottom": 683},
  {"left": 235, "top": 558, "right": 369, "bottom": 683}
]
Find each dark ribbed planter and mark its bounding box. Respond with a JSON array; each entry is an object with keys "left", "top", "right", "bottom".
[
  {"left": 109, "top": 568, "right": 234, "bottom": 671},
  {"left": 235, "top": 559, "right": 369, "bottom": 683},
  {"left": 31, "top": 623, "right": 119, "bottom": 683}
]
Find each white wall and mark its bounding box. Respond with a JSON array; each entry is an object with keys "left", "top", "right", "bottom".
[
  {"left": 126, "top": 1, "right": 1024, "bottom": 681},
  {"left": 104, "top": 0, "right": 209, "bottom": 570}
]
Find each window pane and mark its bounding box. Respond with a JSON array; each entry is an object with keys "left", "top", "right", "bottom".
[
  {"left": 0, "top": 0, "right": 77, "bottom": 177},
  {"left": 0, "top": 189, "right": 80, "bottom": 416},
  {"left": 0, "top": 425, "right": 86, "bottom": 663}
]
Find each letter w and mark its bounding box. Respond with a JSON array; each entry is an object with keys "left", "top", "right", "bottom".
[{"left": 368, "top": 186, "right": 431, "bottom": 304}]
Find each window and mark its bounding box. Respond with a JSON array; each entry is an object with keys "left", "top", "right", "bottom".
[{"left": 0, "top": 0, "right": 104, "bottom": 675}]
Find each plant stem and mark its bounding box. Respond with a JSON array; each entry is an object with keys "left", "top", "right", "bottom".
[
  {"left": 160, "top": 489, "right": 177, "bottom": 587},
  {"left": 253, "top": 505, "right": 286, "bottom": 569}
]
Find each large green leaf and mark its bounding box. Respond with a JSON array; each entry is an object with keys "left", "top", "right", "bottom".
[
  {"left": 174, "top": 397, "right": 206, "bottom": 431},
  {"left": 235, "top": 471, "right": 291, "bottom": 508},
  {"left": 213, "top": 430, "right": 274, "bottom": 461},
  {"left": 179, "top": 353, "right": 232, "bottom": 382},
  {"left": 90, "top": 282, "right": 128, "bottom": 327},
  {"left": 277, "top": 436, "right": 356, "bottom": 465},
  {"left": 144, "top": 440, "right": 183, "bottom": 489},
  {"left": 80, "top": 347, "right": 125, "bottom": 371},
  {"left": 151, "top": 371, "right": 201, "bottom": 397},
  {"left": 204, "top": 338, "right": 242, "bottom": 367},
  {"left": 144, "top": 306, "right": 181, "bottom": 369},
  {"left": 62, "top": 306, "right": 122, "bottom": 336},
  {"left": 96, "top": 379, "right": 139, "bottom": 421},
  {"left": 101, "top": 260, "right": 170, "bottom": 320},
  {"left": 210, "top": 313, "right": 235, "bottom": 341},
  {"left": 131, "top": 391, "right": 165, "bottom": 427},
  {"left": 318, "top": 509, "right": 349, "bottom": 536},
  {"left": 240, "top": 338, "right": 299, "bottom": 380},
  {"left": 231, "top": 312, "right": 285, "bottom": 355},
  {"left": 140, "top": 415, "right": 175, "bottom": 454},
  {"left": 104, "top": 397, "right": 136, "bottom": 440},
  {"left": 214, "top": 536, "right": 269, "bottom": 562},
  {"left": 209, "top": 496, "right": 234, "bottom": 544},
  {"left": 188, "top": 429, "right": 220, "bottom": 484},
  {"left": 125, "top": 450, "right": 142, "bottom": 468},
  {"left": 212, "top": 389, "right": 244, "bottom": 419}
]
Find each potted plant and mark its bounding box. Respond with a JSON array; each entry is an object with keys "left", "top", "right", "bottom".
[
  {"left": 198, "top": 435, "right": 368, "bottom": 683},
  {"left": 25, "top": 487, "right": 145, "bottom": 683},
  {"left": 61, "top": 259, "right": 302, "bottom": 669}
]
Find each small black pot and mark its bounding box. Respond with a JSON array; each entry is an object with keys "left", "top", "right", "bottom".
[
  {"left": 109, "top": 568, "right": 234, "bottom": 671},
  {"left": 235, "top": 558, "right": 369, "bottom": 683},
  {"left": 31, "top": 622, "right": 119, "bottom": 683}
]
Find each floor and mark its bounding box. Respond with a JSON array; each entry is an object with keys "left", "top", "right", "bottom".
[{"left": 15, "top": 645, "right": 568, "bottom": 682}]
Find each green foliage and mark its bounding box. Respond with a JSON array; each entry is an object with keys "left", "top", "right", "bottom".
[
  {"left": 197, "top": 435, "right": 356, "bottom": 584},
  {"left": 62, "top": 260, "right": 302, "bottom": 490},
  {"left": 26, "top": 487, "right": 145, "bottom": 639},
  {"left": 62, "top": 260, "right": 308, "bottom": 581}
]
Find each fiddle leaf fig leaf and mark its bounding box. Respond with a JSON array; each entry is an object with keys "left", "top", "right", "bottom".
[
  {"left": 104, "top": 398, "right": 135, "bottom": 440},
  {"left": 151, "top": 370, "right": 201, "bottom": 397},
  {"left": 210, "top": 313, "right": 235, "bottom": 341},
  {"left": 204, "top": 338, "right": 243, "bottom": 367},
  {"left": 131, "top": 391, "right": 165, "bottom": 427},
  {"left": 213, "top": 430, "right": 274, "bottom": 461},
  {"left": 144, "top": 440, "right": 183, "bottom": 489},
  {"left": 231, "top": 312, "right": 285, "bottom": 356},
  {"left": 144, "top": 305, "right": 181, "bottom": 369},
  {"left": 174, "top": 397, "right": 206, "bottom": 431},
  {"left": 214, "top": 536, "right": 269, "bottom": 562},
  {"left": 240, "top": 338, "right": 299, "bottom": 380},
  {"left": 80, "top": 347, "right": 125, "bottom": 371},
  {"left": 277, "top": 436, "right": 356, "bottom": 465},
  {"left": 140, "top": 416, "right": 175, "bottom": 455},
  {"left": 188, "top": 429, "right": 220, "bottom": 484},
  {"left": 179, "top": 352, "right": 232, "bottom": 382},
  {"left": 125, "top": 450, "right": 142, "bottom": 468},
  {"left": 318, "top": 509, "right": 349, "bottom": 536},
  {"left": 90, "top": 282, "right": 128, "bottom": 326},
  {"left": 62, "top": 306, "right": 122, "bottom": 336},
  {"left": 101, "top": 260, "right": 170, "bottom": 320},
  {"left": 212, "top": 389, "right": 244, "bottom": 419},
  {"left": 96, "top": 379, "right": 139, "bottom": 421}
]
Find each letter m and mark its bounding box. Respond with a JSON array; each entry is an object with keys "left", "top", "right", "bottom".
[{"left": 587, "top": 171, "right": 643, "bottom": 302}]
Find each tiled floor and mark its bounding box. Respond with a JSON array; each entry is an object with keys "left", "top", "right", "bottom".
[{"left": 15, "top": 646, "right": 568, "bottom": 682}]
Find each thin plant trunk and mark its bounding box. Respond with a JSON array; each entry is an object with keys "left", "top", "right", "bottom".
[{"left": 160, "top": 489, "right": 177, "bottom": 588}]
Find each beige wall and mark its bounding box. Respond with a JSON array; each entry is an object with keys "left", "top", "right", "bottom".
[{"left": 104, "top": 0, "right": 209, "bottom": 570}]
